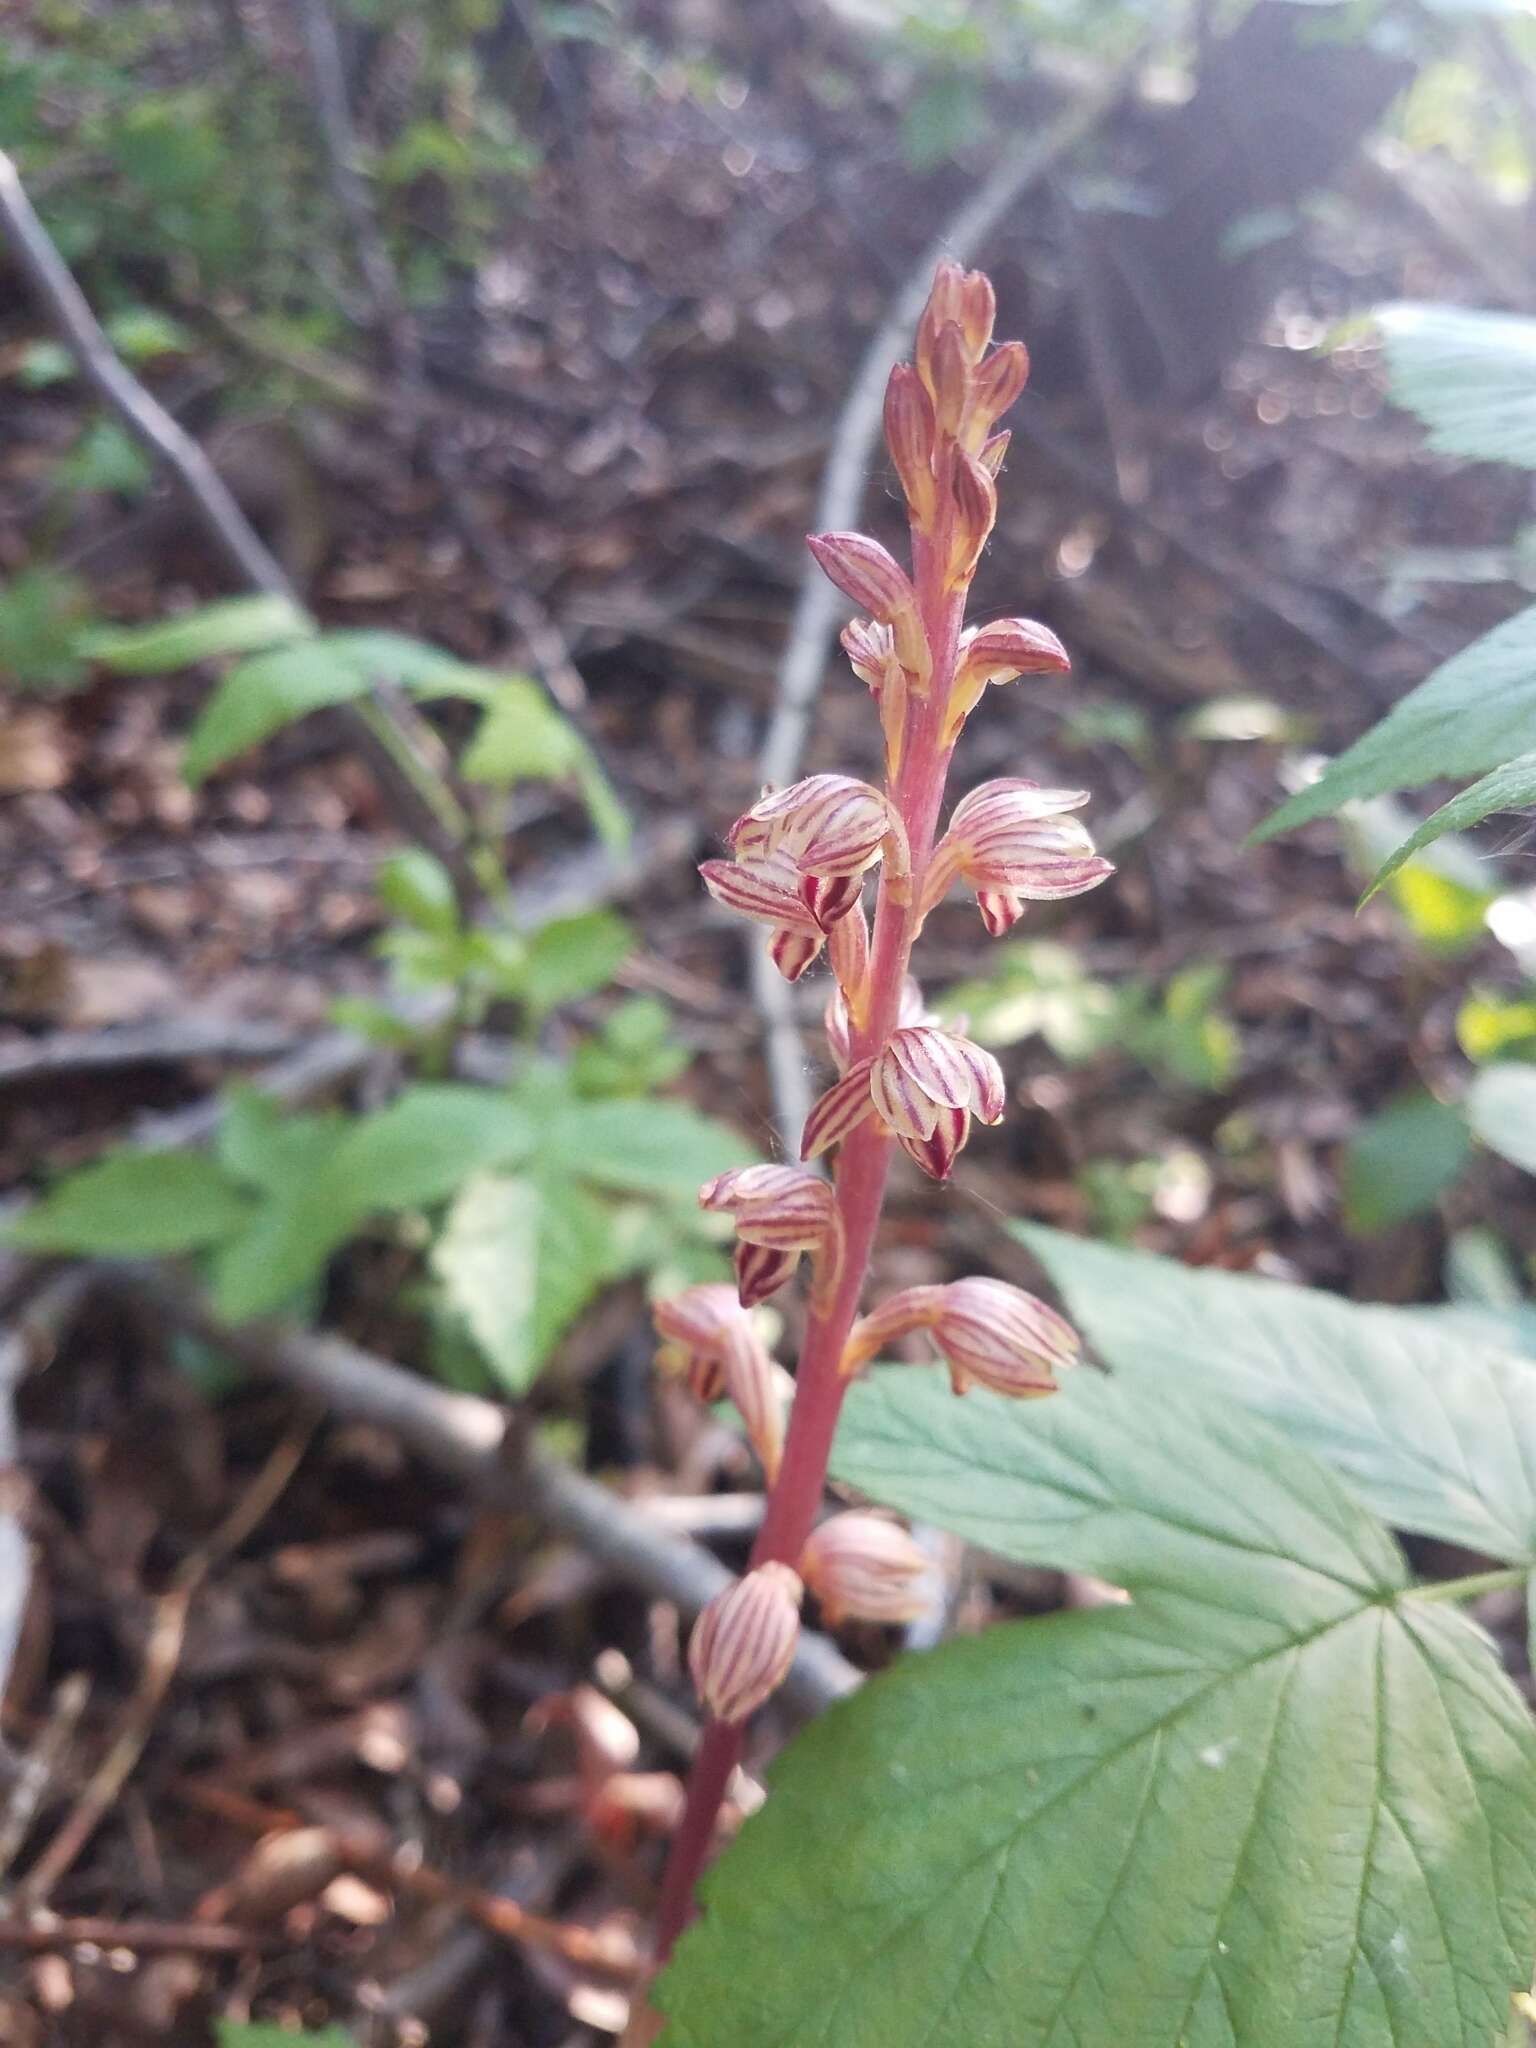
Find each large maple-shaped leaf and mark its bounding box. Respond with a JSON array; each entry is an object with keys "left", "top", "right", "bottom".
[
  {"left": 1017, "top": 1222, "right": 1536, "bottom": 1563},
  {"left": 656, "top": 1372, "right": 1536, "bottom": 2048}
]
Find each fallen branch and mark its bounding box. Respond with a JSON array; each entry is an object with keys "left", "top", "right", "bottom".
[
  {"left": 0, "top": 149, "right": 480, "bottom": 899},
  {"left": 104, "top": 1268, "right": 858, "bottom": 1716},
  {"left": 0, "top": 1018, "right": 300, "bottom": 1089},
  {"left": 750, "top": 59, "right": 1142, "bottom": 1151},
  {"left": 0, "top": 1915, "right": 272, "bottom": 1955}
]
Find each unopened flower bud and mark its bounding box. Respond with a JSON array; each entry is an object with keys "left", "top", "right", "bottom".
[
  {"left": 929, "top": 320, "right": 971, "bottom": 439},
  {"left": 947, "top": 449, "right": 997, "bottom": 588},
  {"left": 689, "top": 1563, "right": 803, "bottom": 1723},
  {"left": 800, "top": 1513, "right": 931, "bottom": 1626},
  {"left": 969, "top": 341, "right": 1029, "bottom": 441},
  {"left": 843, "top": 1277, "right": 1079, "bottom": 1393},
  {"left": 883, "top": 364, "right": 937, "bottom": 524},
  {"left": 806, "top": 531, "right": 918, "bottom": 625},
  {"left": 944, "top": 615, "right": 1070, "bottom": 742}
]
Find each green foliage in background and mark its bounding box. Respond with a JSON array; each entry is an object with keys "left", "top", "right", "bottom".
[
  {"left": 1258, "top": 304, "right": 1536, "bottom": 897},
  {"left": 942, "top": 940, "right": 1239, "bottom": 1092}
]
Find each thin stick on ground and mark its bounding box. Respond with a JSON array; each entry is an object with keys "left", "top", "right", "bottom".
[
  {"left": 0, "top": 149, "right": 479, "bottom": 897},
  {"left": 96, "top": 1267, "right": 858, "bottom": 1717}
]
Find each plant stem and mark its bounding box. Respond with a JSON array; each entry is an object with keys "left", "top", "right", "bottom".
[
  {"left": 1407, "top": 1565, "right": 1529, "bottom": 1605},
  {"left": 653, "top": 505, "right": 966, "bottom": 1966}
]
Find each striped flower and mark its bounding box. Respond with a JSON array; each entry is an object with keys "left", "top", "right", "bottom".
[
  {"left": 652, "top": 1285, "right": 787, "bottom": 1479},
  {"left": 729, "top": 774, "right": 902, "bottom": 901},
  {"left": 699, "top": 847, "right": 841, "bottom": 983},
  {"left": 800, "top": 1512, "right": 931, "bottom": 1626},
  {"left": 698, "top": 1164, "right": 839, "bottom": 1309},
  {"left": 925, "top": 779, "right": 1114, "bottom": 937},
  {"left": 802, "top": 1024, "right": 1004, "bottom": 1181},
  {"left": 689, "top": 1562, "right": 804, "bottom": 1724},
  {"left": 943, "top": 616, "right": 1070, "bottom": 744},
  {"left": 842, "top": 1276, "right": 1079, "bottom": 1396}
]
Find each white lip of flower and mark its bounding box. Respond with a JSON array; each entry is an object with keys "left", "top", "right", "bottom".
[{"left": 801, "top": 1025, "right": 1005, "bottom": 1181}]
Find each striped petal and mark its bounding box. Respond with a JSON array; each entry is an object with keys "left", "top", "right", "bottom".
[
  {"left": 700, "top": 853, "right": 819, "bottom": 932},
  {"left": 769, "top": 926, "right": 824, "bottom": 982},
  {"left": 734, "top": 1240, "right": 801, "bottom": 1310},
  {"left": 801, "top": 1059, "right": 877, "bottom": 1161},
  {"left": 869, "top": 1042, "right": 942, "bottom": 1140},
  {"left": 886, "top": 1026, "right": 1003, "bottom": 1121}
]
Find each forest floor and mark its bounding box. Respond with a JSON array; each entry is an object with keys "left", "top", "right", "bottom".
[{"left": 3, "top": 24, "right": 1536, "bottom": 2044}]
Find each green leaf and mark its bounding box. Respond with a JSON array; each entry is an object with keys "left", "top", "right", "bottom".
[
  {"left": 1341, "top": 1090, "right": 1473, "bottom": 1234},
  {"left": 53, "top": 418, "right": 153, "bottom": 500},
  {"left": 431, "top": 1171, "right": 612, "bottom": 1392},
  {"left": 375, "top": 849, "right": 460, "bottom": 936},
  {"left": 521, "top": 910, "right": 632, "bottom": 1015},
  {"left": 1016, "top": 1222, "right": 1536, "bottom": 1562},
  {"left": 314, "top": 630, "right": 482, "bottom": 694},
  {"left": 1457, "top": 987, "right": 1536, "bottom": 1063},
  {"left": 660, "top": 1372, "right": 1536, "bottom": 2048},
  {"left": 1365, "top": 752, "right": 1536, "bottom": 899},
  {"left": 939, "top": 940, "right": 1123, "bottom": 1060},
  {"left": 325, "top": 1085, "right": 534, "bottom": 1212},
  {"left": 0, "top": 567, "right": 90, "bottom": 692},
  {"left": 216, "top": 2023, "right": 356, "bottom": 2047},
  {"left": 217, "top": 1087, "right": 347, "bottom": 1196},
  {"left": 1467, "top": 1061, "right": 1536, "bottom": 1173},
  {"left": 460, "top": 677, "right": 628, "bottom": 849},
  {"left": 82, "top": 595, "right": 311, "bottom": 676},
  {"left": 1377, "top": 302, "right": 1536, "bottom": 468},
  {"left": 181, "top": 640, "right": 368, "bottom": 784},
  {"left": 9, "top": 1150, "right": 251, "bottom": 1255},
  {"left": 553, "top": 1098, "right": 755, "bottom": 1200},
  {"left": 1254, "top": 604, "right": 1536, "bottom": 840},
  {"left": 208, "top": 1193, "right": 349, "bottom": 1323}
]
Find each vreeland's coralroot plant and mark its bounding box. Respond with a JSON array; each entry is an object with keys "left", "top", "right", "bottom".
[{"left": 649, "top": 262, "right": 1114, "bottom": 1956}]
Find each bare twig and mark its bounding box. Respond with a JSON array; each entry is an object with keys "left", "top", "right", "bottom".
[
  {"left": 107, "top": 1268, "right": 858, "bottom": 1716},
  {"left": 0, "top": 1018, "right": 300, "bottom": 1089},
  {"left": 0, "top": 150, "right": 294, "bottom": 598},
  {"left": 751, "top": 61, "right": 1142, "bottom": 1151},
  {"left": 0, "top": 1915, "right": 272, "bottom": 1954},
  {"left": 0, "top": 148, "right": 480, "bottom": 895}
]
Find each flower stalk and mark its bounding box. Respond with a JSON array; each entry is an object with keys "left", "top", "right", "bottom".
[{"left": 650, "top": 264, "right": 1113, "bottom": 1963}]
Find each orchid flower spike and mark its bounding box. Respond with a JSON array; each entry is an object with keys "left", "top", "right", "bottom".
[
  {"left": 842, "top": 1276, "right": 1080, "bottom": 1395},
  {"left": 802, "top": 1024, "right": 1004, "bottom": 1181},
  {"left": 698, "top": 1164, "right": 840, "bottom": 1309},
  {"left": 925, "top": 779, "right": 1114, "bottom": 936},
  {"left": 652, "top": 1284, "right": 787, "bottom": 1479}
]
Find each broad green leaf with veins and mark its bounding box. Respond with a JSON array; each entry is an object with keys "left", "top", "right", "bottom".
[
  {"left": 657, "top": 1371, "right": 1536, "bottom": 2048},
  {"left": 1017, "top": 1222, "right": 1536, "bottom": 1563}
]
